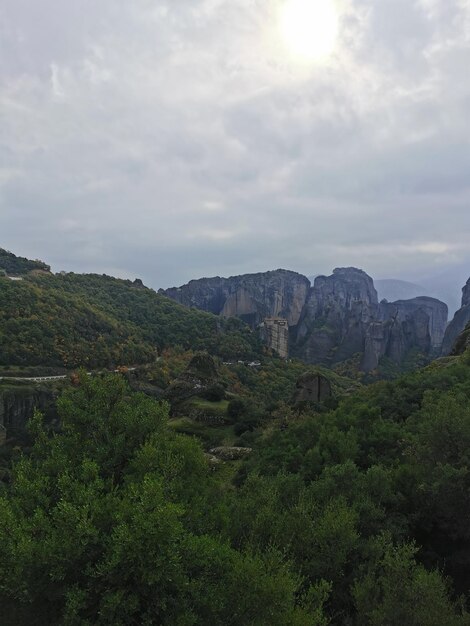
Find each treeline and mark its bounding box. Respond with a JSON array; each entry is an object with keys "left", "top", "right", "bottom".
[
  {"left": 0, "top": 272, "right": 263, "bottom": 368},
  {"left": 1, "top": 349, "right": 470, "bottom": 623},
  {"left": 0, "top": 248, "right": 50, "bottom": 275}
]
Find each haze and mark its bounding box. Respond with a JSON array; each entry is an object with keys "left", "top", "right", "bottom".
[{"left": 1, "top": 0, "right": 469, "bottom": 301}]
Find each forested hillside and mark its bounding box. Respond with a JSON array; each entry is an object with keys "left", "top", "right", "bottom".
[
  {"left": 0, "top": 271, "right": 262, "bottom": 368},
  {"left": 1, "top": 346, "right": 470, "bottom": 624},
  {"left": 0, "top": 248, "right": 50, "bottom": 275}
]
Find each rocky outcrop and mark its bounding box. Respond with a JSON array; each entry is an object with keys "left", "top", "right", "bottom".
[
  {"left": 362, "top": 297, "right": 447, "bottom": 372},
  {"left": 294, "top": 270, "right": 447, "bottom": 372},
  {"left": 294, "top": 268, "right": 379, "bottom": 365},
  {"left": 442, "top": 278, "right": 470, "bottom": 355},
  {"left": 292, "top": 372, "right": 333, "bottom": 406},
  {"left": 161, "top": 270, "right": 310, "bottom": 329},
  {"left": 405, "top": 297, "right": 448, "bottom": 348},
  {"left": 451, "top": 322, "right": 470, "bottom": 356},
  {"left": 0, "top": 385, "right": 58, "bottom": 442},
  {"left": 163, "top": 266, "right": 449, "bottom": 372}
]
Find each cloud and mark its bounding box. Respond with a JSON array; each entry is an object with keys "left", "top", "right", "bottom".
[{"left": 0, "top": 0, "right": 469, "bottom": 293}]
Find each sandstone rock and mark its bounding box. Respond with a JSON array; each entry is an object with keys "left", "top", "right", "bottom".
[
  {"left": 386, "top": 297, "right": 448, "bottom": 348},
  {"left": 162, "top": 265, "right": 449, "bottom": 372},
  {"left": 442, "top": 278, "right": 470, "bottom": 355},
  {"left": 0, "top": 385, "right": 58, "bottom": 438},
  {"left": 293, "top": 372, "right": 333, "bottom": 405},
  {"left": 295, "top": 268, "right": 378, "bottom": 365},
  {"left": 161, "top": 269, "right": 311, "bottom": 329},
  {"left": 362, "top": 297, "right": 447, "bottom": 372},
  {"left": 451, "top": 322, "right": 470, "bottom": 356}
]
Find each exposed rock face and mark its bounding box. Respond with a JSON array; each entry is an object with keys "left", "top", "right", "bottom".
[
  {"left": 405, "top": 297, "right": 448, "bottom": 348},
  {"left": 162, "top": 266, "right": 449, "bottom": 372},
  {"left": 451, "top": 322, "right": 470, "bottom": 356},
  {"left": 0, "top": 386, "right": 58, "bottom": 441},
  {"left": 362, "top": 297, "right": 447, "bottom": 372},
  {"left": 259, "top": 318, "right": 289, "bottom": 358},
  {"left": 161, "top": 270, "right": 310, "bottom": 328},
  {"left": 442, "top": 278, "right": 470, "bottom": 355},
  {"left": 293, "top": 372, "right": 333, "bottom": 406},
  {"left": 294, "top": 268, "right": 379, "bottom": 365}
]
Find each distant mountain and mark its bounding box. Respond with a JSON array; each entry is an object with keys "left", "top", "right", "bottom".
[{"left": 375, "top": 279, "right": 428, "bottom": 303}]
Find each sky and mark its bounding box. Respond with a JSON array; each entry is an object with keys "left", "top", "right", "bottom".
[{"left": 1, "top": 0, "right": 469, "bottom": 297}]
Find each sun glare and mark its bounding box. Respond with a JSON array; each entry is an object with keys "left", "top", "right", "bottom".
[{"left": 279, "top": 0, "right": 339, "bottom": 62}]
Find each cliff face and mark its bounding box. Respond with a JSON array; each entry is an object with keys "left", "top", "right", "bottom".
[
  {"left": 163, "top": 266, "right": 448, "bottom": 372},
  {"left": 161, "top": 270, "right": 311, "bottom": 328},
  {"left": 362, "top": 297, "right": 448, "bottom": 372},
  {"left": 442, "top": 278, "right": 470, "bottom": 355},
  {"left": 294, "top": 268, "right": 379, "bottom": 365},
  {"left": 0, "top": 385, "right": 58, "bottom": 441},
  {"left": 451, "top": 322, "right": 470, "bottom": 356}
]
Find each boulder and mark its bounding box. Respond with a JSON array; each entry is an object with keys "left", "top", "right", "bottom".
[{"left": 293, "top": 372, "right": 333, "bottom": 405}]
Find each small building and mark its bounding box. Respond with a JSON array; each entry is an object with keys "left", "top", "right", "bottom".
[{"left": 260, "top": 318, "right": 289, "bottom": 358}]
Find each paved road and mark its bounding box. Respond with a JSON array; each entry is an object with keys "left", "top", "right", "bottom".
[
  {"left": 0, "top": 374, "right": 68, "bottom": 382},
  {"left": 0, "top": 367, "right": 136, "bottom": 383}
]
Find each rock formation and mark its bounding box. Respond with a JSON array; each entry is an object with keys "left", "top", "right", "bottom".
[
  {"left": 294, "top": 268, "right": 379, "bottom": 366},
  {"left": 161, "top": 269, "right": 310, "bottom": 329},
  {"left": 162, "top": 266, "right": 449, "bottom": 372},
  {"left": 0, "top": 385, "right": 58, "bottom": 442},
  {"left": 362, "top": 297, "right": 447, "bottom": 372},
  {"left": 451, "top": 322, "right": 470, "bottom": 356},
  {"left": 292, "top": 372, "right": 333, "bottom": 406},
  {"left": 442, "top": 278, "right": 470, "bottom": 355}
]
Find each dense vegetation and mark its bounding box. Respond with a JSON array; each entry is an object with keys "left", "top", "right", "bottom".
[
  {"left": 2, "top": 248, "right": 470, "bottom": 623},
  {"left": 0, "top": 374, "right": 320, "bottom": 625},
  {"left": 0, "top": 248, "right": 50, "bottom": 276},
  {"left": 0, "top": 271, "right": 262, "bottom": 368},
  {"left": 2, "top": 347, "right": 470, "bottom": 624}
]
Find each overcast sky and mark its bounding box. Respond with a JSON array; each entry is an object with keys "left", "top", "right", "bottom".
[{"left": 1, "top": 0, "right": 469, "bottom": 293}]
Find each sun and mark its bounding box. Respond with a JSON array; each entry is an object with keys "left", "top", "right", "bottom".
[{"left": 279, "top": 0, "right": 339, "bottom": 62}]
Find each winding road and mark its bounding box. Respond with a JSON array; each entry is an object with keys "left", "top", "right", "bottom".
[{"left": 0, "top": 368, "right": 137, "bottom": 383}]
